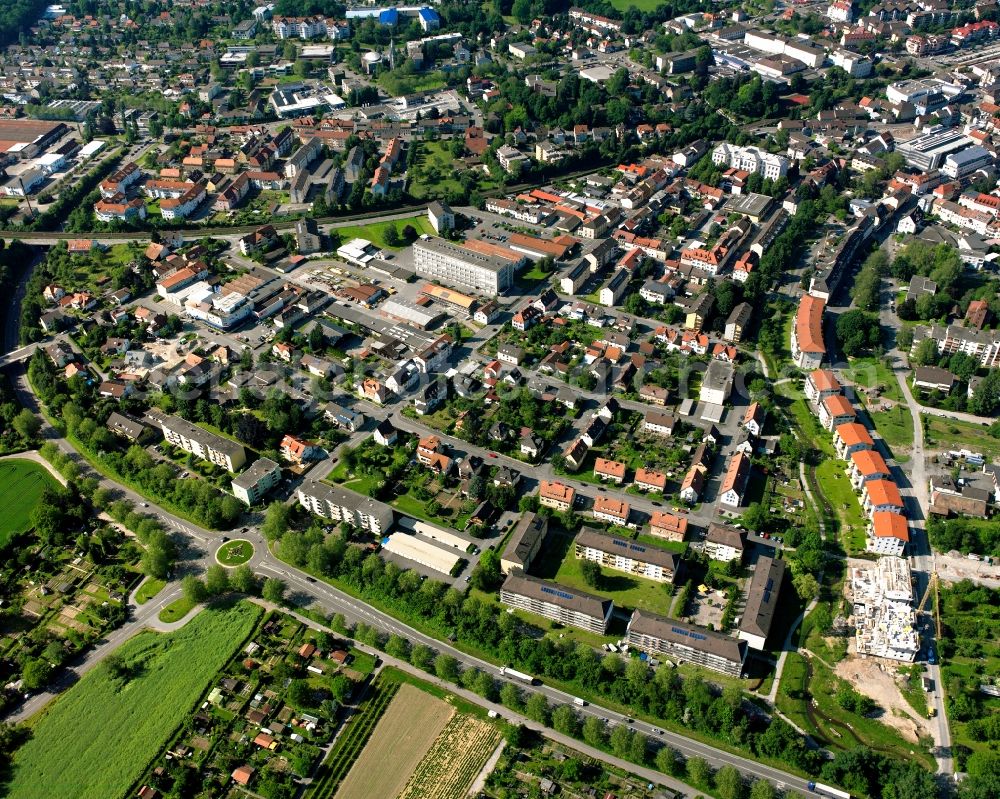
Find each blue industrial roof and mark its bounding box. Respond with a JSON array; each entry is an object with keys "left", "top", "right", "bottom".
[
  {"left": 418, "top": 7, "right": 439, "bottom": 20},
  {"left": 378, "top": 8, "right": 399, "bottom": 25}
]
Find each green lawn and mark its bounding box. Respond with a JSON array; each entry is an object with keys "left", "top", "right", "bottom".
[
  {"left": 938, "top": 582, "right": 1000, "bottom": 769},
  {"left": 815, "top": 459, "right": 867, "bottom": 555},
  {"left": 377, "top": 68, "right": 448, "bottom": 97},
  {"left": 344, "top": 475, "right": 383, "bottom": 496},
  {"left": 923, "top": 415, "right": 1000, "bottom": 459},
  {"left": 9, "top": 602, "right": 262, "bottom": 799},
  {"left": 536, "top": 531, "right": 676, "bottom": 617},
  {"left": 0, "top": 459, "right": 59, "bottom": 547},
  {"left": 134, "top": 577, "right": 166, "bottom": 605},
  {"left": 216, "top": 539, "right": 254, "bottom": 567},
  {"left": 609, "top": 0, "right": 666, "bottom": 9},
  {"left": 408, "top": 140, "right": 463, "bottom": 201},
  {"left": 844, "top": 357, "right": 913, "bottom": 452},
  {"left": 390, "top": 491, "right": 471, "bottom": 530},
  {"left": 520, "top": 262, "right": 557, "bottom": 283},
  {"left": 333, "top": 215, "right": 435, "bottom": 249},
  {"left": 158, "top": 595, "right": 198, "bottom": 623},
  {"left": 776, "top": 381, "right": 835, "bottom": 457}
]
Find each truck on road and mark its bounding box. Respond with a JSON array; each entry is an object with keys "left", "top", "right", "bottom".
[
  {"left": 807, "top": 782, "right": 851, "bottom": 799},
  {"left": 573, "top": 697, "right": 587, "bottom": 706},
  {"left": 499, "top": 666, "right": 537, "bottom": 685}
]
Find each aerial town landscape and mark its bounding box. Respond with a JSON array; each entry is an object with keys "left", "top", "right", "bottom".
[{"left": 0, "top": 0, "right": 999, "bottom": 798}]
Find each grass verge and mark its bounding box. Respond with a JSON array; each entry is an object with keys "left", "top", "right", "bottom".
[
  {"left": 134, "top": 577, "right": 166, "bottom": 605},
  {"left": 158, "top": 596, "right": 197, "bottom": 624}
]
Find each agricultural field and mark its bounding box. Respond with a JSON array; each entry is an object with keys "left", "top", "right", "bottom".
[
  {"left": 397, "top": 714, "right": 502, "bottom": 799},
  {"left": 307, "top": 679, "right": 400, "bottom": 799},
  {"left": 8, "top": 602, "right": 261, "bottom": 799},
  {"left": 0, "top": 459, "right": 59, "bottom": 547},
  {"left": 334, "top": 683, "right": 454, "bottom": 799}
]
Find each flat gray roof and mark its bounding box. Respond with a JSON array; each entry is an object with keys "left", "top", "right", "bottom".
[
  {"left": 739, "top": 556, "right": 786, "bottom": 640},
  {"left": 575, "top": 527, "right": 679, "bottom": 572},
  {"left": 501, "top": 572, "right": 612, "bottom": 620},
  {"left": 502, "top": 512, "right": 548, "bottom": 569},
  {"left": 628, "top": 609, "right": 746, "bottom": 664},
  {"left": 232, "top": 457, "right": 280, "bottom": 490}
]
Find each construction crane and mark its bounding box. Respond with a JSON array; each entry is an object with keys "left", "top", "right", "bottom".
[{"left": 916, "top": 571, "right": 941, "bottom": 641}]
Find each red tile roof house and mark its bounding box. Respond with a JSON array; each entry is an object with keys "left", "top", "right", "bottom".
[
  {"left": 648, "top": 511, "right": 687, "bottom": 541},
  {"left": 594, "top": 457, "right": 627, "bottom": 484},
  {"left": 805, "top": 368, "right": 841, "bottom": 403},
  {"left": 232, "top": 766, "right": 255, "bottom": 786},
  {"left": 833, "top": 421, "right": 873, "bottom": 460},
  {"left": 861, "top": 479, "right": 905, "bottom": 518},
  {"left": 819, "top": 394, "right": 856, "bottom": 431},
  {"left": 634, "top": 467, "right": 667, "bottom": 493},
  {"left": 867, "top": 511, "right": 909, "bottom": 556}
]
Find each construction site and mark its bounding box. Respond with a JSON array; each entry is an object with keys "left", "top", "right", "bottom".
[{"left": 849, "top": 557, "right": 920, "bottom": 662}]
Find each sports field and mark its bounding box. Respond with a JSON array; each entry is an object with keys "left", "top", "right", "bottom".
[
  {"left": 0, "top": 459, "right": 59, "bottom": 547},
  {"left": 334, "top": 683, "right": 454, "bottom": 799},
  {"left": 8, "top": 602, "right": 261, "bottom": 799}
]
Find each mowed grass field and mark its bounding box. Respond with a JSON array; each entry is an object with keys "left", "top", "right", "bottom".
[
  {"left": 334, "top": 683, "right": 454, "bottom": 799},
  {"left": 610, "top": 0, "right": 664, "bottom": 9},
  {"left": 332, "top": 215, "right": 435, "bottom": 249},
  {"left": 9, "top": 602, "right": 261, "bottom": 799},
  {"left": 0, "top": 459, "right": 59, "bottom": 547}
]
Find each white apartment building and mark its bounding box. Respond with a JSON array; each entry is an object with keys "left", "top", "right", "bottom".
[
  {"left": 152, "top": 411, "right": 247, "bottom": 472},
  {"left": 599, "top": 268, "right": 630, "bottom": 307},
  {"left": 231, "top": 458, "right": 281, "bottom": 505},
  {"left": 500, "top": 572, "right": 613, "bottom": 634},
  {"left": 911, "top": 324, "right": 1000, "bottom": 368},
  {"left": 574, "top": 527, "right": 679, "bottom": 584},
  {"left": 296, "top": 480, "right": 394, "bottom": 534},
  {"left": 627, "top": 610, "right": 747, "bottom": 677},
  {"left": 413, "top": 237, "right": 517, "bottom": 295},
  {"left": 712, "top": 143, "right": 789, "bottom": 180}
]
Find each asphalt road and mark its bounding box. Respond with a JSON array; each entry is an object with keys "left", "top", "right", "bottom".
[{"left": 2, "top": 362, "right": 821, "bottom": 796}]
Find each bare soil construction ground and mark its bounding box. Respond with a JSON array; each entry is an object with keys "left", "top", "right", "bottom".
[
  {"left": 835, "top": 649, "right": 933, "bottom": 744},
  {"left": 334, "top": 683, "right": 453, "bottom": 799}
]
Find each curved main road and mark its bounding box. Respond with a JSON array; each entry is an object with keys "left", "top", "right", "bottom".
[{"left": 4, "top": 362, "right": 818, "bottom": 796}]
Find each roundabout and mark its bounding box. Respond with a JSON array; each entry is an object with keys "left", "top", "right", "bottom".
[{"left": 215, "top": 539, "right": 254, "bottom": 567}]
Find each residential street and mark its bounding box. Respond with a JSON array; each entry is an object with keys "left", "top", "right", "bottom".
[{"left": 1, "top": 361, "right": 820, "bottom": 796}]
